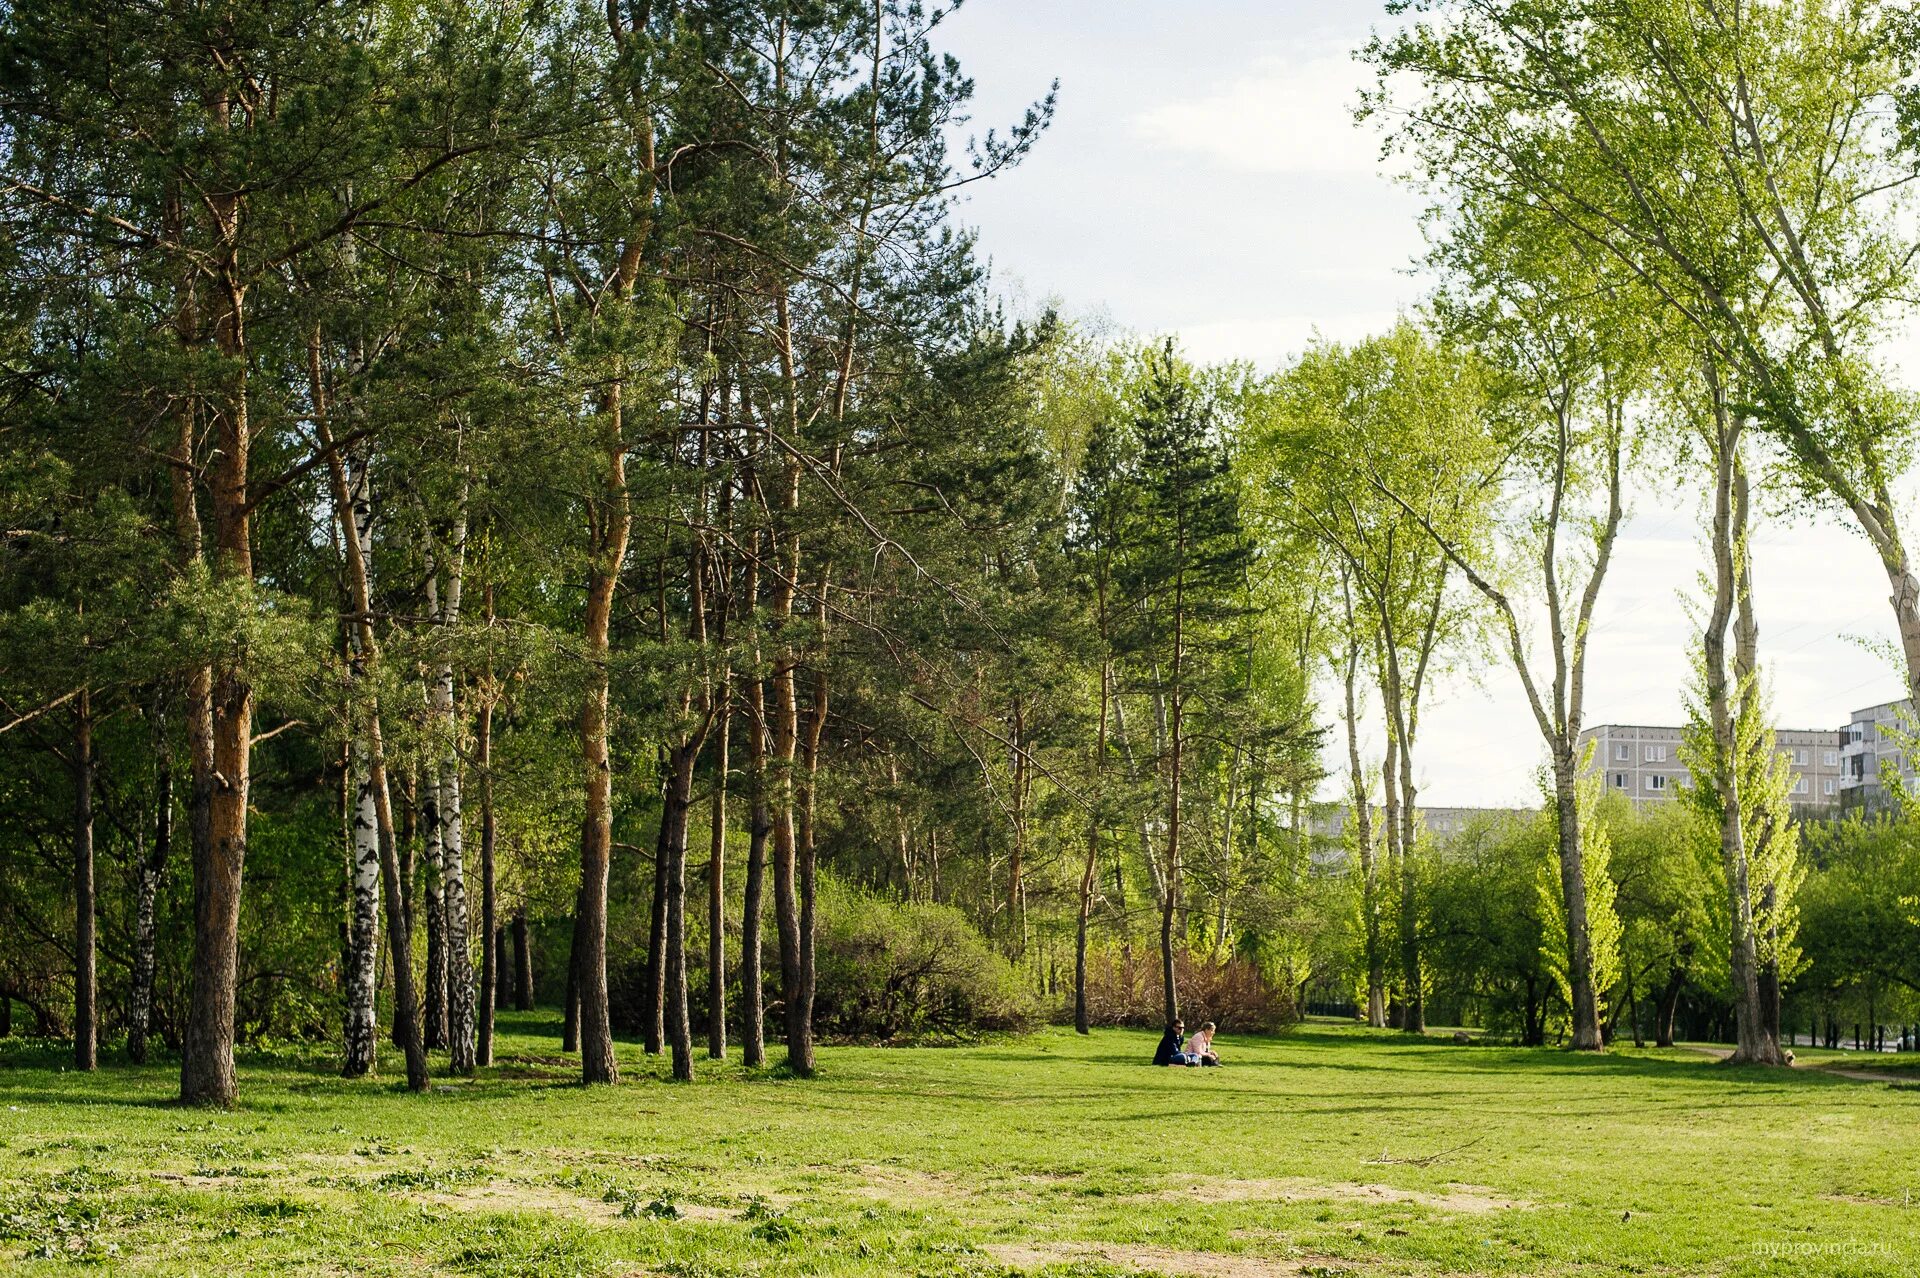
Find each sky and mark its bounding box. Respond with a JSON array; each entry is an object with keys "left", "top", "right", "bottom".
[{"left": 937, "top": 0, "right": 1914, "bottom": 809}]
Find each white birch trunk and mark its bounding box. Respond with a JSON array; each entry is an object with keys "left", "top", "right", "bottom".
[
  {"left": 342, "top": 452, "right": 381, "bottom": 1077},
  {"left": 436, "top": 484, "right": 474, "bottom": 1072}
]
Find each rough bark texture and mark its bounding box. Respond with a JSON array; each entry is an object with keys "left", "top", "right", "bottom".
[
  {"left": 707, "top": 697, "right": 729, "bottom": 1060},
  {"left": 768, "top": 455, "right": 812, "bottom": 1074},
  {"left": 562, "top": 903, "right": 581, "bottom": 1053},
  {"left": 1074, "top": 663, "right": 1108, "bottom": 1035},
  {"left": 181, "top": 257, "right": 253, "bottom": 1108},
  {"left": 341, "top": 452, "right": 381, "bottom": 1079},
  {"left": 421, "top": 771, "right": 447, "bottom": 1051},
  {"left": 72, "top": 692, "right": 96, "bottom": 1073},
  {"left": 1343, "top": 629, "right": 1385, "bottom": 1029},
  {"left": 1657, "top": 966, "right": 1685, "bottom": 1048},
  {"left": 431, "top": 499, "right": 475, "bottom": 1074},
  {"left": 342, "top": 734, "right": 382, "bottom": 1078},
  {"left": 476, "top": 697, "right": 496, "bottom": 1068},
  {"left": 644, "top": 806, "right": 669, "bottom": 1055},
  {"left": 1550, "top": 755, "right": 1601, "bottom": 1049},
  {"left": 578, "top": 451, "right": 624, "bottom": 1085},
  {"left": 1701, "top": 395, "right": 1779, "bottom": 1068},
  {"left": 312, "top": 354, "right": 426, "bottom": 1091},
  {"left": 741, "top": 721, "right": 770, "bottom": 1068},
  {"left": 512, "top": 911, "right": 533, "bottom": 1012},
  {"left": 492, "top": 928, "right": 507, "bottom": 1009},
  {"left": 1379, "top": 735, "right": 1403, "bottom": 1027},
  {"left": 663, "top": 745, "right": 698, "bottom": 1081},
  {"left": 129, "top": 717, "right": 171, "bottom": 1066}
]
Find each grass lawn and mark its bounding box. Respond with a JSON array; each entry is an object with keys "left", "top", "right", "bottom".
[{"left": 1, "top": 1014, "right": 1915, "bottom": 1276}]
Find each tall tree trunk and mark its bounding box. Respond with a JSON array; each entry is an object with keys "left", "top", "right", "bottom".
[
  {"left": 341, "top": 451, "right": 381, "bottom": 1079},
  {"left": 1160, "top": 644, "right": 1185, "bottom": 1027},
  {"left": 664, "top": 744, "right": 699, "bottom": 1080},
  {"left": 1376, "top": 592, "right": 1428, "bottom": 1036},
  {"left": 1549, "top": 751, "right": 1602, "bottom": 1050},
  {"left": 129, "top": 706, "right": 171, "bottom": 1066},
  {"left": 342, "top": 736, "right": 382, "bottom": 1077},
  {"left": 72, "top": 689, "right": 96, "bottom": 1072},
  {"left": 1656, "top": 965, "right": 1685, "bottom": 1048},
  {"left": 493, "top": 928, "right": 508, "bottom": 1009},
  {"left": 1075, "top": 658, "right": 1109, "bottom": 1035},
  {"left": 741, "top": 684, "right": 770, "bottom": 1069},
  {"left": 794, "top": 658, "right": 828, "bottom": 1066},
  {"left": 768, "top": 444, "right": 813, "bottom": 1074},
  {"left": 1700, "top": 384, "right": 1777, "bottom": 1066},
  {"left": 312, "top": 345, "right": 427, "bottom": 1090},
  {"left": 1732, "top": 459, "right": 1786, "bottom": 1059},
  {"left": 436, "top": 501, "right": 474, "bottom": 1072},
  {"left": 1380, "top": 733, "right": 1403, "bottom": 1027},
  {"left": 391, "top": 775, "right": 416, "bottom": 1050},
  {"left": 421, "top": 770, "right": 447, "bottom": 1050},
  {"left": 1341, "top": 610, "right": 1385, "bottom": 1027},
  {"left": 562, "top": 900, "right": 581, "bottom": 1052},
  {"left": 578, "top": 454, "right": 624, "bottom": 1088},
  {"left": 644, "top": 800, "right": 669, "bottom": 1055},
  {"left": 512, "top": 910, "right": 533, "bottom": 1012},
  {"left": 181, "top": 249, "right": 253, "bottom": 1109},
  {"left": 1008, "top": 695, "right": 1028, "bottom": 958},
  {"left": 708, "top": 690, "right": 730, "bottom": 1060},
  {"left": 476, "top": 692, "right": 496, "bottom": 1068}
]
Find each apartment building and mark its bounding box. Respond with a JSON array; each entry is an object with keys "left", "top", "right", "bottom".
[
  {"left": 1577, "top": 723, "right": 1844, "bottom": 808},
  {"left": 1837, "top": 699, "right": 1918, "bottom": 811},
  {"left": 1308, "top": 804, "right": 1527, "bottom": 872}
]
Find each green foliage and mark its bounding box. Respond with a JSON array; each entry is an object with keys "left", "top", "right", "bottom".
[
  {"left": 1796, "top": 814, "right": 1920, "bottom": 1027},
  {"left": 1677, "top": 648, "right": 1809, "bottom": 999},
  {"left": 810, "top": 880, "right": 1040, "bottom": 1042},
  {"left": 1536, "top": 772, "right": 1623, "bottom": 1033}
]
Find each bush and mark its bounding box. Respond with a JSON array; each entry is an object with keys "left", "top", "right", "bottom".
[
  {"left": 1079, "top": 945, "right": 1295, "bottom": 1034},
  {"left": 811, "top": 881, "right": 1040, "bottom": 1041},
  {"left": 608, "top": 878, "right": 1040, "bottom": 1043}
]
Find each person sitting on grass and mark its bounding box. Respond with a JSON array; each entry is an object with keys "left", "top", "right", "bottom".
[
  {"left": 1187, "top": 1021, "right": 1220, "bottom": 1067},
  {"left": 1154, "top": 1019, "right": 1198, "bottom": 1066}
]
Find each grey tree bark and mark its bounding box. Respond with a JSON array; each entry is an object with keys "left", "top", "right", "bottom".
[
  {"left": 341, "top": 450, "right": 381, "bottom": 1079},
  {"left": 1699, "top": 367, "right": 1781, "bottom": 1067},
  {"left": 129, "top": 706, "right": 171, "bottom": 1066},
  {"left": 428, "top": 487, "right": 474, "bottom": 1074},
  {"left": 72, "top": 689, "right": 95, "bottom": 1072},
  {"left": 420, "top": 767, "right": 447, "bottom": 1050},
  {"left": 1340, "top": 579, "right": 1385, "bottom": 1028}
]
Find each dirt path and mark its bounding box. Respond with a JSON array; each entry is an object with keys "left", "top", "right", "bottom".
[{"left": 1681, "top": 1044, "right": 1913, "bottom": 1085}]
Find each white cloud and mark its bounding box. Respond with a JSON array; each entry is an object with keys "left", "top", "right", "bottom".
[{"left": 1131, "top": 46, "right": 1389, "bottom": 176}]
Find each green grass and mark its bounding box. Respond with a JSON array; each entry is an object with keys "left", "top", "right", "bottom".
[{"left": 1, "top": 1014, "right": 1915, "bottom": 1276}]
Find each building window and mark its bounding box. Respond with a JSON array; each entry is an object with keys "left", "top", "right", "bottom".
[
  {"left": 1793, "top": 776, "right": 1808, "bottom": 795},
  {"left": 1794, "top": 748, "right": 1809, "bottom": 765},
  {"left": 1644, "top": 745, "right": 1667, "bottom": 763},
  {"left": 1824, "top": 750, "right": 1838, "bottom": 766},
  {"left": 1646, "top": 774, "right": 1667, "bottom": 792},
  {"left": 1614, "top": 743, "right": 1630, "bottom": 762},
  {"left": 1824, "top": 778, "right": 1836, "bottom": 796},
  {"left": 1613, "top": 773, "right": 1626, "bottom": 788}
]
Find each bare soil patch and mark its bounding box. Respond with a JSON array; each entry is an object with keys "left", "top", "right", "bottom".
[
  {"left": 421, "top": 1178, "right": 739, "bottom": 1222},
  {"left": 985, "top": 1241, "right": 1342, "bottom": 1276},
  {"left": 1164, "top": 1176, "right": 1530, "bottom": 1214},
  {"left": 857, "top": 1163, "right": 969, "bottom": 1203},
  {"left": 424, "top": 1179, "right": 623, "bottom": 1220}
]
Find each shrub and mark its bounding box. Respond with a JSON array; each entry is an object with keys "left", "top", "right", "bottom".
[
  {"left": 810, "top": 880, "right": 1040, "bottom": 1041},
  {"left": 1079, "top": 944, "right": 1295, "bottom": 1034},
  {"left": 609, "top": 877, "right": 1040, "bottom": 1043}
]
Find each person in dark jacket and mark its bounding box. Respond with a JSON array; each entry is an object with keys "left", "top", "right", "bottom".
[{"left": 1154, "top": 1019, "right": 1197, "bottom": 1066}]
